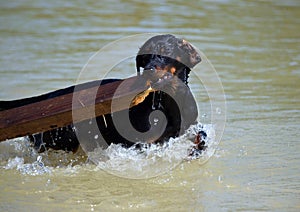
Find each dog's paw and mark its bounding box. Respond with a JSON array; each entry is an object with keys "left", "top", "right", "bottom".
[{"left": 188, "top": 130, "right": 207, "bottom": 158}]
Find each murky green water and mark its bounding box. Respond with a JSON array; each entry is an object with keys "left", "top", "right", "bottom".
[{"left": 0, "top": 0, "right": 299, "bottom": 211}]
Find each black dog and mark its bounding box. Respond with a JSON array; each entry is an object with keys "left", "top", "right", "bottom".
[{"left": 0, "top": 34, "right": 206, "bottom": 153}]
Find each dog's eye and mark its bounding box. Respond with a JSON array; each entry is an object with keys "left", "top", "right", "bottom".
[{"left": 144, "top": 67, "right": 155, "bottom": 72}]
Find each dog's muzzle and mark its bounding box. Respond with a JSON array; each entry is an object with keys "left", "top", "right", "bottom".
[{"left": 142, "top": 68, "right": 173, "bottom": 88}]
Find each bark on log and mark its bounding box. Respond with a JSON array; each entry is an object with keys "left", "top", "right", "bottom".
[{"left": 0, "top": 76, "right": 148, "bottom": 142}]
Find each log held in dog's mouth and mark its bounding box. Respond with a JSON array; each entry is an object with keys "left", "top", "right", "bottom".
[
  {"left": 130, "top": 86, "right": 155, "bottom": 107},
  {"left": 0, "top": 76, "right": 149, "bottom": 142},
  {"left": 130, "top": 69, "right": 174, "bottom": 107}
]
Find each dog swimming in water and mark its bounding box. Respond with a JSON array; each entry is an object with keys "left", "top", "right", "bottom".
[{"left": 0, "top": 34, "right": 207, "bottom": 155}]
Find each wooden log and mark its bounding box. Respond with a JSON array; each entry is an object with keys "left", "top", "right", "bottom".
[{"left": 0, "top": 76, "right": 148, "bottom": 142}]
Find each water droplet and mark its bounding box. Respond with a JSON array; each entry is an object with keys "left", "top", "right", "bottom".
[
  {"left": 218, "top": 175, "right": 223, "bottom": 183},
  {"left": 216, "top": 107, "right": 221, "bottom": 114},
  {"left": 37, "top": 156, "right": 42, "bottom": 163},
  {"left": 94, "top": 135, "right": 99, "bottom": 139}
]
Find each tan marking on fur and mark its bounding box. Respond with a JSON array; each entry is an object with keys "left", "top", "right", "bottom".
[{"left": 170, "top": 67, "right": 176, "bottom": 75}]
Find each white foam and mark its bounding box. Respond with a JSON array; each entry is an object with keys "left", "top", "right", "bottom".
[
  {"left": 4, "top": 155, "right": 52, "bottom": 176},
  {"left": 89, "top": 123, "right": 216, "bottom": 179}
]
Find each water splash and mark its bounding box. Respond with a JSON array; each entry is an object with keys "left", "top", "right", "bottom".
[
  {"left": 0, "top": 123, "right": 217, "bottom": 177},
  {"left": 4, "top": 156, "right": 52, "bottom": 176},
  {"left": 89, "top": 123, "right": 216, "bottom": 179}
]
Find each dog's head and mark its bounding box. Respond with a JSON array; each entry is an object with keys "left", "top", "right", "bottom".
[{"left": 136, "top": 34, "right": 201, "bottom": 89}]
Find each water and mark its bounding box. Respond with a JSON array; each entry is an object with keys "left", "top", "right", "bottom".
[{"left": 1, "top": 0, "right": 300, "bottom": 211}]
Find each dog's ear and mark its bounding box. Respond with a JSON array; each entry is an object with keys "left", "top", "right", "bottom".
[
  {"left": 175, "top": 39, "right": 201, "bottom": 68},
  {"left": 136, "top": 54, "right": 152, "bottom": 73}
]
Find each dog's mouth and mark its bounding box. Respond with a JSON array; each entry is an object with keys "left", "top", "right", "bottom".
[
  {"left": 130, "top": 68, "right": 175, "bottom": 107},
  {"left": 150, "top": 72, "right": 173, "bottom": 89},
  {"left": 142, "top": 67, "right": 175, "bottom": 89}
]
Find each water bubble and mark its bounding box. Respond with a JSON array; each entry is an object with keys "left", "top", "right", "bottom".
[
  {"left": 216, "top": 107, "right": 221, "bottom": 114},
  {"left": 153, "top": 117, "right": 159, "bottom": 125}
]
